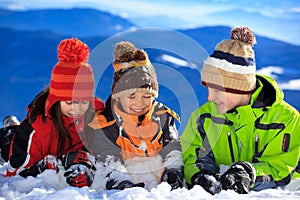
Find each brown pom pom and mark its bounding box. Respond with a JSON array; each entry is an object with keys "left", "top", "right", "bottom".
[
  {"left": 57, "top": 38, "right": 89, "bottom": 63},
  {"left": 114, "top": 41, "right": 139, "bottom": 63},
  {"left": 230, "top": 27, "right": 256, "bottom": 46}
]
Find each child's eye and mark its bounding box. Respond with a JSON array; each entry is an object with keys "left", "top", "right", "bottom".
[
  {"left": 65, "top": 101, "right": 73, "bottom": 105},
  {"left": 81, "top": 101, "right": 89, "bottom": 105},
  {"left": 127, "top": 94, "right": 135, "bottom": 99},
  {"left": 143, "top": 94, "right": 153, "bottom": 99}
]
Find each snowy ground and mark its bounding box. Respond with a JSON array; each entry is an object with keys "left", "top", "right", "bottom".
[{"left": 1, "top": 162, "right": 300, "bottom": 200}]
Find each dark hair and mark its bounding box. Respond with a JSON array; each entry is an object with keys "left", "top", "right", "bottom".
[
  {"left": 27, "top": 87, "right": 49, "bottom": 124},
  {"left": 27, "top": 86, "right": 95, "bottom": 156}
]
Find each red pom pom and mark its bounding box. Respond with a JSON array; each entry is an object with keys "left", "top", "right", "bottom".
[
  {"left": 57, "top": 38, "right": 89, "bottom": 63},
  {"left": 230, "top": 27, "right": 256, "bottom": 46}
]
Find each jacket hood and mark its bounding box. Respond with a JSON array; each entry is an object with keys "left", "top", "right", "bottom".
[{"left": 252, "top": 74, "right": 284, "bottom": 108}]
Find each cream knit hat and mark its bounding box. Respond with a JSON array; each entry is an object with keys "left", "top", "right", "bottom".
[{"left": 201, "top": 26, "right": 257, "bottom": 94}]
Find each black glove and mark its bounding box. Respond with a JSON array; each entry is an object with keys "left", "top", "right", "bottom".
[
  {"left": 161, "top": 168, "right": 183, "bottom": 190},
  {"left": 220, "top": 161, "right": 255, "bottom": 194},
  {"left": 64, "top": 164, "right": 95, "bottom": 188},
  {"left": 19, "top": 154, "right": 59, "bottom": 177},
  {"left": 106, "top": 179, "right": 145, "bottom": 190},
  {"left": 192, "top": 173, "right": 222, "bottom": 195},
  {"left": 62, "top": 150, "right": 96, "bottom": 188}
]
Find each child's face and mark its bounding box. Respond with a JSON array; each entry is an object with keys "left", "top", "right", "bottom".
[
  {"left": 60, "top": 100, "right": 90, "bottom": 118},
  {"left": 117, "top": 92, "right": 154, "bottom": 116},
  {"left": 207, "top": 87, "right": 250, "bottom": 114}
]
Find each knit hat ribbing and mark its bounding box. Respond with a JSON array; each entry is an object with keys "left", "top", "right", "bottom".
[
  {"left": 201, "top": 26, "right": 257, "bottom": 94},
  {"left": 45, "top": 38, "right": 94, "bottom": 115},
  {"left": 111, "top": 41, "right": 158, "bottom": 99}
]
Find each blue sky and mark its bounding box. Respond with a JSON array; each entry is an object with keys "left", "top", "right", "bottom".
[{"left": 1, "top": 0, "right": 300, "bottom": 44}]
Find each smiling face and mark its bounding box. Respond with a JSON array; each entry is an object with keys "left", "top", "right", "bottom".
[
  {"left": 117, "top": 91, "right": 154, "bottom": 116},
  {"left": 207, "top": 87, "right": 251, "bottom": 114},
  {"left": 60, "top": 100, "right": 90, "bottom": 118}
]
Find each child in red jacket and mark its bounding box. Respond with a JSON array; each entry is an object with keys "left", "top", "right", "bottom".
[{"left": 6, "top": 38, "right": 104, "bottom": 188}]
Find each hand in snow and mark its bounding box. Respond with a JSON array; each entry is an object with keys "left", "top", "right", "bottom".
[
  {"left": 192, "top": 173, "right": 222, "bottom": 195},
  {"left": 161, "top": 168, "right": 184, "bottom": 190},
  {"left": 19, "top": 154, "right": 59, "bottom": 178},
  {"left": 37, "top": 154, "right": 59, "bottom": 172},
  {"left": 61, "top": 150, "right": 96, "bottom": 170},
  {"left": 64, "top": 164, "right": 95, "bottom": 187},
  {"left": 220, "top": 161, "right": 255, "bottom": 194},
  {"left": 106, "top": 179, "right": 145, "bottom": 190},
  {"left": 61, "top": 150, "right": 96, "bottom": 187}
]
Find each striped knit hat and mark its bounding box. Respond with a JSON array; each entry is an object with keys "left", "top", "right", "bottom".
[
  {"left": 45, "top": 38, "right": 94, "bottom": 115},
  {"left": 201, "top": 26, "right": 257, "bottom": 94},
  {"left": 111, "top": 41, "right": 158, "bottom": 99}
]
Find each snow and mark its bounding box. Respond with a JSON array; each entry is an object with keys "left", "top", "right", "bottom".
[{"left": 1, "top": 163, "right": 300, "bottom": 200}]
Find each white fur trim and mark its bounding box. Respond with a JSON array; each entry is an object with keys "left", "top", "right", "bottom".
[{"left": 204, "top": 57, "right": 256, "bottom": 74}]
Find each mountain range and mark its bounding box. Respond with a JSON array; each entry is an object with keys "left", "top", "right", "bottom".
[{"left": 0, "top": 8, "right": 299, "bottom": 131}]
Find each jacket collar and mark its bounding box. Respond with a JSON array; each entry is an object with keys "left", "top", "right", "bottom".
[
  {"left": 226, "top": 75, "right": 284, "bottom": 122},
  {"left": 251, "top": 74, "right": 284, "bottom": 109}
]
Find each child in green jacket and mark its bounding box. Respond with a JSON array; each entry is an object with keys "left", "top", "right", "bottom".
[{"left": 181, "top": 26, "right": 300, "bottom": 194}]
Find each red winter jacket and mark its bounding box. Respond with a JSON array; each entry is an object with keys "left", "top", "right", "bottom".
[{"left": 6, "top": 98, "right": 104, "bottom": 176}]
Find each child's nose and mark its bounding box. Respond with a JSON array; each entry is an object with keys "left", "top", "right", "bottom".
[
  {"left": 208, "top": 94, "right": 212, "bottom": 101},
  {"left": 72, "top": 103, "right": 81, "bottom": 112},
  {"left": 135, "top": 97, "right": 144, "bottom": 106}
]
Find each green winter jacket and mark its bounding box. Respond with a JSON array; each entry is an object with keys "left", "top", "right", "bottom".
[{"left": 181, "top": 74, "right": 300, "bottom": 191}]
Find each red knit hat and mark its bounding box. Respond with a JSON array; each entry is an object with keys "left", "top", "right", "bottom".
[{"left": 45, "top": 38, "right": 94, "bottom": 115}]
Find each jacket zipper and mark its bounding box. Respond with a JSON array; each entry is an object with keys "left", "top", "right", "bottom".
[
  {"left": 227, "top": 132, "right": 235, "bottom": 163},
  {"left": 255, "top": 134, "right": 259, "bottom": 154}
]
